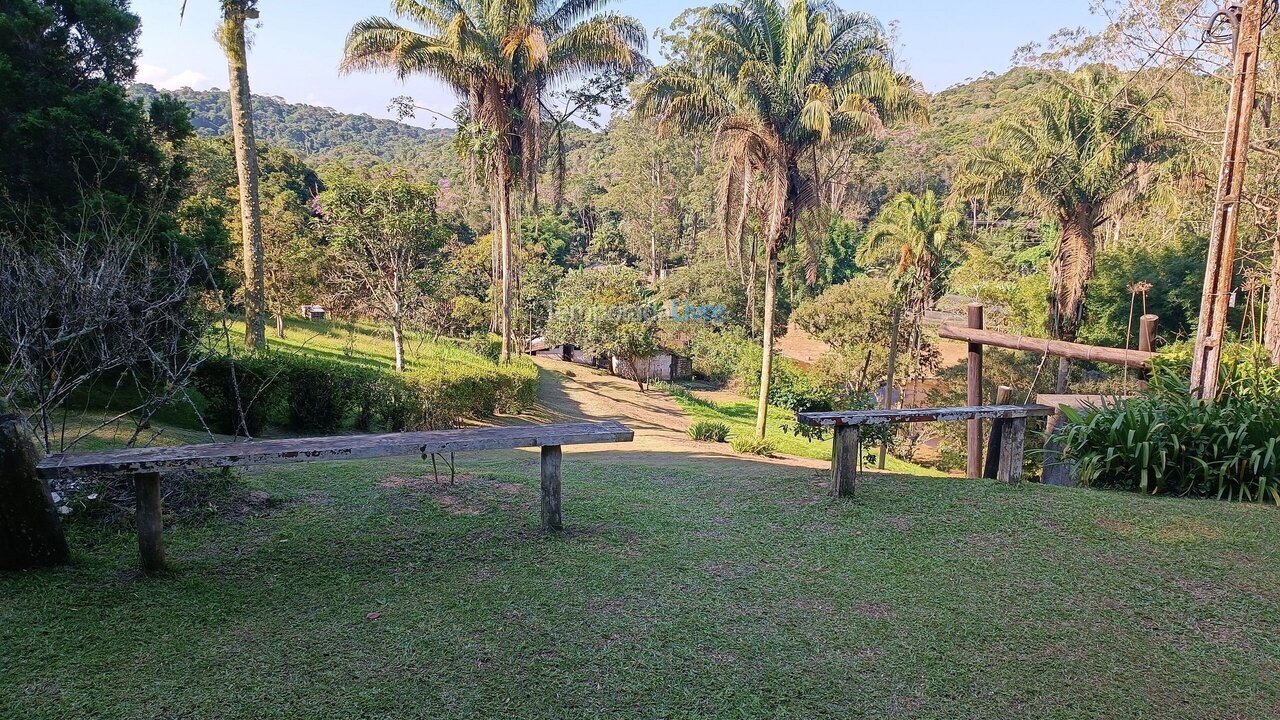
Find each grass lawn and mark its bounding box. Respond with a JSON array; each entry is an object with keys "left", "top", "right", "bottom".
[
  {"left": 3, "top": 452, "right": 1278, "bottom": 719},
  {"left": 666, "top": 387, "right": 943, "bottom": 476},
  {"left": 215, "top": 317, "right": 501, "bottom": 372}
]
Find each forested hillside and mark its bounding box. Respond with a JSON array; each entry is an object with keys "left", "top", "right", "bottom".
[{"left": 128, "top": 83, "right": 453, "bottom": 163}]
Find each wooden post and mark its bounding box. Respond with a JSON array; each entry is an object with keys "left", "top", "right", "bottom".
[
  {"left": 966, "top": 303, "right": 984, "bottom": 478},
  {"left": 982, "top": 386, "right": 1013, "bottom": 479},
  {"left": 134, "top": 472, "right": 165, "bottom": 573},
  {"left": 996, "top": 418, "right": 1028, "bottom": 485},
  {"left": 1191, "top": 0, "right": 1265, "bottom": 399},
  {"left": 831, "top": 426, "right": 859, "bottom": 498},
  {"left": 540, "top": 445, "right": 563, "bottom": 531},
  {"left": 1137, "top": 314, "right": 1158, "bottom": 387}
]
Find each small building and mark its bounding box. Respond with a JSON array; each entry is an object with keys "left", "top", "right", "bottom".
[
  {"left": 610, "top": 349, "right": 692, "bottom": 382},
  {"left": 298, "top": 304, "right": 326, "bottom": 320}
]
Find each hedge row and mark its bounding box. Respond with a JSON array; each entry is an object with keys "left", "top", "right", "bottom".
[{"left": 192, "top": 351, "right": 539, "bottom": 436}]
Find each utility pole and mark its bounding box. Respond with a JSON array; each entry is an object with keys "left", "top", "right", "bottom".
[{"left": 1191, "top": 0, "right": 1268, "bottom": 399}]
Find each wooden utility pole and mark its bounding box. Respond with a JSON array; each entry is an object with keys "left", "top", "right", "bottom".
[{"left": 1191, "top": 0, "right": 1267, "bottom": 399}]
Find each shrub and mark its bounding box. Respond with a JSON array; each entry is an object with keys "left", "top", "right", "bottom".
[
  {"left": 192, "top": 348, "right": 540, "bottom": 435},
  {"left": 277, "top": 354, "right": 381, "bottom": 433},
  {"left": 731, "top": 436, "right": 776, "bottom": 456},
  {"left": 1057, "top": 344, "right": 1280, "bottom": 503},
  {"left": 733, "top": 347, "right": 835, "bottom": 413},
  {"left": 688, "top": 420, "right": 730, "bottom": 442},
  {"left": 191, "top": 354, "right": 288, "bottom": 436}
]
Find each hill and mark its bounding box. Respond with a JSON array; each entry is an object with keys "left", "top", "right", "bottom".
[{"left": 129, "top": 84, "right": 453, "bottom": 163}]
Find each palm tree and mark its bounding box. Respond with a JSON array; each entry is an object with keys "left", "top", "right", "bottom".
[
  {"left": 341, "top": 0, "right": 647, "bottom": 363},
  {"left": 637, "top": 0, "right": 925, "bottom": 438},
  {"left": 859, "top": 189, "right": 961, "bottom": 326},
  {"left": 953, "top": 67, "right": 1171, "bottom": 391},
  {"left": 183, "top": 0, "right": 267, "bottom": 350}
]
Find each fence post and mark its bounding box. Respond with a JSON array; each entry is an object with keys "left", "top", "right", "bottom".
[
  {"left": 982, "top": 386, "right": 1013, "bottom": 479},
  {"left": 966, "top": 303, "right": 984, "bottom": 478}
]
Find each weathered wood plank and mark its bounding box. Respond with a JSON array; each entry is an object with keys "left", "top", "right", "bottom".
[
  {"left": 996, "top": 418, "right": 1028, "bottom": 485},
  {"left": 938, "top": 325, "right": 1154, "bottom": 369},
  {"left": 134, "top": 472, "right": 165, "bottom": 573},
  {"left": 831, "top": 427, "right": 859, "bottom": 498},
  {"left": 797, "top": 404, "right": 1055, "bottom": 428},
  {"left": 37, "top": 421, "right": 634, "bottom": 479},
  {"left": 540, "top": 445, "right": 563, "bottom": 531}
]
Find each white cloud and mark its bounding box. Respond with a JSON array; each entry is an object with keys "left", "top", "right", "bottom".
[
  {"left": 135, "top": 63, "right": 170, "bottom": 85},
  {"left": 163, "top": 70, "right": 209, "bottom": 90},
  {"left": 134, "top": 63, "right": 210, "bottom": 90}
]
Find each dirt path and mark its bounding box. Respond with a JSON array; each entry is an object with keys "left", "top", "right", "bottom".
[{"left": 501, "top": 357, "right": 826, "bottom": 472}]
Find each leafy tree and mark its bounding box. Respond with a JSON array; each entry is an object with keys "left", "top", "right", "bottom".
[
  {"left": 794, "top": 277, "right": 917, "bottom": 396},
  {"left": 318, "top": 171, "right": 448, "bottom": 371},
  {"left": 637, "top": 0, "right": 926, "bottom": 437},
  {"left": 953, "top": 66, "right": 1174, "bottom": 391},
  {"left": 0, "top": 0, "right": 223, "bottom": 452},
  {"left": 341, "top": 0, "right": 648, "bottom": 363},
  {"left": 180, "top": 0, "right": 269, "bottom": 349},
  {"left": 544, "top": 266, "right": 659, "bottom": 389}
]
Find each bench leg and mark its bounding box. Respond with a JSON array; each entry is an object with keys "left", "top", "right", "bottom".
[
  {"left": 831, "top": 427, "right": 859, "bottom": 498},
  {"left": 997, "top": 418, "right": 1028, "bottom": 485},
  {"left": 540, "top": 445, "right": 562, "bottom": 531},
  {"left": 134, "top": 472, "right": 166, "bottom": 573}
]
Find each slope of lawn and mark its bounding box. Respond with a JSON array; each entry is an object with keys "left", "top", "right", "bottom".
[
  {"left": 665, "top": 386, "right": 944, "bottom": 476},
  {"left": 3, "top": 452, "right": 1278, "bottom": 719},
  {"left": 215, "top": 317, "right": 501, "bottom": 372}
]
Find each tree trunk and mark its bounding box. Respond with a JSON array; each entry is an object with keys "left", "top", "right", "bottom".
[
  {"left": 274, "top": 312, "right": 285, "bottom": 339},
  {"left": 497, "top": 177, "right": 514, "bottom": 364},
  {"left": 490, "top": 192, "right": 500, "bottom": 335},
  {"left": 746, "top": 235, "right": 759, "bottom": 335},
  {"left": 755, "top": 249, "right": 779, "bottom": 439},
  {"left": 1048, "top": 211, "right": 1097, "bottom": 393},
  {"left": 223, "top": 8, "right": 266, "bottom": 351},
  {"left": 650, "top": 157, "right": 661, "bottom": 283},
  {"left": 1267, "top": 222, "right": 1280, "bottom": 363},
  {"left": 392, "top": 317, "right": 405, "bottom": 373},
  {"left": 553, "top": 125, "right": 567, "bottom": 214},
  {"left": 0, "top": 411, "right": 69, "bottom": 571}
]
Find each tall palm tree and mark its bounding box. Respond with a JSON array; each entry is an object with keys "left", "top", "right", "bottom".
[
  {"left": 637, "top": 0, "right": 925, "bottom": 438},
  {"left": 859, "top": 189, "right": 961, "bottom": 326},
  {"left": 342, "top": 0, "right": 647, "bottom": 363},
  {"left": 183, "top": 0, "right": 267, "bottom": 350},
  {"left": 954, "top": 66, "right": 1171, "bottom": 391}
]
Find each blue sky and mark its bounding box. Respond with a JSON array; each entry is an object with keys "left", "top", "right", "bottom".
[{"left": 131, "top": 0, "right": 1101, "bottom": 128}]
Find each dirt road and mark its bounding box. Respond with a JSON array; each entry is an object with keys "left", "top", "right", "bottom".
[{"left": 507, "top": 357, "right": 826, "bottom": 472}]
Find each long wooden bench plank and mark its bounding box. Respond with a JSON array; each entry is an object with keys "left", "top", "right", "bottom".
[
  {"left": 797, "top": 404, "right": 1056, "bottom": 428},
  {"left": 37, "top": 421, "right": 634, "bottom": 479}
]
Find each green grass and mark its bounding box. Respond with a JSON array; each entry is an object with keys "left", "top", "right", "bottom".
[
  {"left": 214, "top": 317, "right": 499, "bottom": 373},
  {"left": 4, "top": 454, "right": 1279, "bottom": 718},
  {"left": 665, "top": 387, "right": 942, "bottom": 476}
]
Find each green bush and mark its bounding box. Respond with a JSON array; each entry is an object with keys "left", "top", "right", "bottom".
[
  {"left": 734, "top": 347, "right": 834, "bottom": 413},
  {"left": 731, "top": 436, "right": 776, "bottom": 456},
  {"left": 191, "top": 354, "right": 288, "bottom": 436},
  {"left": 277, "top": 354, "right": 382, "bottom": 433},
  {"left": 688, "top": 420, "right": 730, "bottom": 442},
  {"left": 1058, "top": 343, "right": 1280, "bottom": 503},
  {"left": 192, "top": 350, "right": 540, "bottom": 435}
]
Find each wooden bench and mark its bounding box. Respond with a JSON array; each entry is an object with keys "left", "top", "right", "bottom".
[
  {"left": 37, "top": 421, "right": 634, "bottom": 573},
  {"left": 797, "top": 405, "right": 1056, "bottom": 497}
]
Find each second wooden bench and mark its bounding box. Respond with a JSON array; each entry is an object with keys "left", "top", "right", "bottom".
[{"left": 797, "top": 405, "right": 1056, "bottom": 497}]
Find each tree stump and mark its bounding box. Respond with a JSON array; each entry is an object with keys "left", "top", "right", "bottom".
[{"left": 0, "top": 412, "right": 69, "bottom": 571}]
